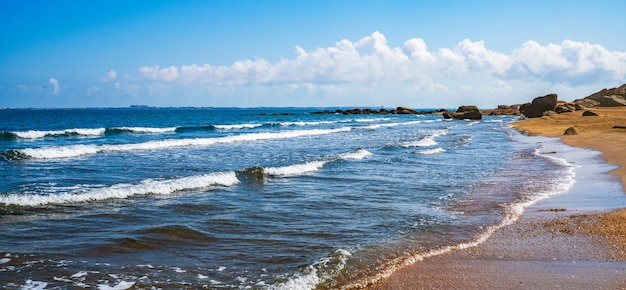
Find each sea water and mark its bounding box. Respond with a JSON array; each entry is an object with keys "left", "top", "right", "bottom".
[{"left": 0, "top": 108, "right": 575, "bottom": 289}]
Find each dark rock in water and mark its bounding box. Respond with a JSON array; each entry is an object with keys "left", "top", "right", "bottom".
[
  {"left": 236, "top": 166, "right": 266, "bottom": 184},
  {"left": 564, "top": 127, "right": 579, "bottom": 135},
  {"left": 394, "top": 106, "right": 418, "bottom": 114},
  {"left": 442, "top": 105, "right": 482, "bottom": 120},
  {"left": 519, "top": 94, "right": 558, "bottom": 118},
  {"left": 582, "top": 110, "right": 599, "bottom": 117}
]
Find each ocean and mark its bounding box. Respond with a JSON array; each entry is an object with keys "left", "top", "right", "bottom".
[{"left": 0, "top": 108, "right": 575, "bottom": 289}]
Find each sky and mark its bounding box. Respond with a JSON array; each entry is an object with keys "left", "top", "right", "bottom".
[{"left": 1, "top": 0, "right": 626, "bottom": 108}]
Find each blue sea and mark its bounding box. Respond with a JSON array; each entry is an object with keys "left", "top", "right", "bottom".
[{"left": 0, "top": 108, "right": 575, "bottom": 289}]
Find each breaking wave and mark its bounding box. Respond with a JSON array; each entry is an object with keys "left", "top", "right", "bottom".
[
  {"left": 10, "top": 128, "right": 352, "bottom": 160},
  {"left": 0, "top": 172, "right": 239, "bottom": 207}
]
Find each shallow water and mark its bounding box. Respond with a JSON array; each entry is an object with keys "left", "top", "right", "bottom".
[{"left": 0, "top": 108, "right": 576, "bottom": 289}]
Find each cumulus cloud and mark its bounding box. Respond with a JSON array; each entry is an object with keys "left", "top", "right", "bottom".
[
  {"left": 133, "top": 31, "right": 626, "bottom": 89},
  {"left": 49, "top": 78, "right": 59, "bottom": 95}
]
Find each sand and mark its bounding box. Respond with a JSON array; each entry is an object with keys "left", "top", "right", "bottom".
[{"left": 366, "top": 107, "right": 626, "bottom": 289}]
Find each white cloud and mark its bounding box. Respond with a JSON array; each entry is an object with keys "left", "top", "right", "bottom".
[
  {"left": 49, "top": 78, "right": 59, "bottom": 95},
  {"left": 135, "top": 32, "right": 626, "bottom": 88},
  {"left": 102, "top": 70, "right": 117, "bottom": 82},
  {"left": 117, "top": 32, "right": 626, "bottom": 107},
  {"left": 139, "top": 65, "right": 179, "bottom": 82}
]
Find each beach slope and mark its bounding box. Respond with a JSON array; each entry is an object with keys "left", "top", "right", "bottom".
[{"left": 368, "top": 107, "right": 626, "bottom": 289}]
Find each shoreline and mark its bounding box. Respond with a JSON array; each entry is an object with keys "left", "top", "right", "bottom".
[{"left": 366, "top": 107, "right": 626, "bottom": 289}]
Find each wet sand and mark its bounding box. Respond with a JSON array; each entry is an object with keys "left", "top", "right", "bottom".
[{"left": 367, "top": 107, "right": 626, "bottom": 289}]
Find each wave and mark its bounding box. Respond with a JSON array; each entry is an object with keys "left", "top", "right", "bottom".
[
  {"left": 213, "top": 124, "right": 263, "bottom": 130},
  {"left": 414, "top": 148, "right": 445, "bottom": 155},
  {"left": 265, "top": 149, "right": 373, "bottom": 177},
  {"left": 277, "top": 121, "right": 337, "bottom": 127},
  {"left": 1, "top": 149, "right": 372, "bottom": 207},
  {"left": 11, "top": 127, "right": 353, "bottom": 160},
  {"left": 0, "top": 172, "right": 239, "bottom": 207},
  {"left": 269, "top": 249, "right": 352, "bottom": 290},
  {"left": 341, "top": 145, "right": 577, "bottom": 289},
  {"left": 109, "top": 126, "right": 179, "bottom": 134},
  {"left": 3, "top": 126, "right": 181, "bottom": 140},
  {"left": 400, "top": 129, "right": 447, "bottom": 148},
  {"left": 4, "top": 128, "right": 107, "bottom": 139}
]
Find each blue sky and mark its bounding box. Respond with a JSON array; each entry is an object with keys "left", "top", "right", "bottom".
[{"left": 1, "top": 0, "right": 625, "bottom": 108}]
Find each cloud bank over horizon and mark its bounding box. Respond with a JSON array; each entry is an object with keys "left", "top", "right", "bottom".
[
  {"left": 138, "top": 31, "right": 626, "bottom": 88},
  {"left": 5, "top": 32, "right": 626, "bottom": 108}
]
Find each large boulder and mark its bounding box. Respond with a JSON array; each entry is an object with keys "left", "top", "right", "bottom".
[
  {"left": 519, "top": 94, "right": 558, "bottom": 118},
  {"left": 443, "top": 105, "right": 482, "bottom": 120}
]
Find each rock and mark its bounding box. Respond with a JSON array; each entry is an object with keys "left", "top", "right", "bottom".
[
  {"left": 519, "top": 94, "right": 558, "bottom": 118},
  {"left": 236, "top": 166, "right": 266, "bottom": 184},
  {"left": 497, "top": 104, "right": 511, "bottom": 110},
  {"left": 543, "top": 110, "right": 558, "bottom": 116},
  {"left": 582, "top": 110, "right": 599, "bottom": 116},
  {"left": 576, "top": 84, "right": 626, "bottom": 107},
  {"left": 554, "top": 102, "right": 577, "bottom": 113},
  {"left": 564, "top": 127, "right": 579, "bottom": 135},
  {"left": 573, "top": 98, "right": 600, "bottom": 110},
  {"left": 591, "top": 95, "right": 626, "bottom": 107},
  {"left": 395, "top": 106, "right": 418, "bottom": 114},
  {"left": 443, "top": 105, "right": 483, "bottom": 120},
  {"left": 442, "top": 111, "right": 455, "bottom": 119}
]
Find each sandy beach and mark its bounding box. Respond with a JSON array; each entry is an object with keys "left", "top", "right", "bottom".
[{"left": 367, "top": 107, "right": 626, "bottom": 289}]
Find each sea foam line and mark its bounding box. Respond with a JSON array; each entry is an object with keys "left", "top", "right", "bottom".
[
  {"left": 16, "top": 127, "right": 352, "bottom": 159},
  {"left": 0, "top": 172, "right": 240, "bottom": 207},
  {"left": 264, "top": 149, "right": 373, "bottom": 177},
  {"left": 11, "top": 128, "right": 107, "bottom": 139},
  {"left": 340, "top": 150, "right": 577, "bottom": 289}
]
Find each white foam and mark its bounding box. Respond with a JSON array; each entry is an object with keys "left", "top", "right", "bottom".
[
  {"left": 414, "top": 148, "right": 445, "bottom": 155},
  {"left": 13, "top": 128, "right": 106, "bottom": 139},
  {"left": 97, "top": 281, "right": 135, "bottom": 290},
  {"left": 363, "top": 122, "right": 402, "bottom": 130},
  {"left": 214, "top": 124, "right": 263, "bottom": 130},
  {"left": 0, "top": 258, "right": 10, "bottom": 264},
  {"left": 265, "top": 161, "right": 327, "bottom": 177},
  {"left": 401, "top": 130, "right": 447, "bottom": 148},
  {"left": 0, "top": 172, "right": 239, "bottom": 207},
  {"left": 269, "top": 249, "right": 352, "bottom": 290},
  {"left": 278, "top": 121, "right": 336, "bottom": 127},
  {"left": 21, "top": 280, "right": 48, "bottom": 290},
  {"left": 339, "top": 149, "right": 373, "bottom": 160},
  {"left": 114, "top": 126, "right": 178, "bottom": 133},
  {"left": 354, "top": 118, "right": 390, "bottom": 123},
  {"left": 17, "top": 127, "right": 352, "bottom": 159},
  {"left": 402, "top": 137, "right": 437, "bottom": 147},
  {"left": 264, "top": 149, "right": 373, "bottom": 177}
]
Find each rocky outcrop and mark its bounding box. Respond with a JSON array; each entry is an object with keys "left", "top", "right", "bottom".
[
  {"left": 574, "top": 84, "right": 626, "bottom": 107},
  {"left": 519, "top": 94, "right": 558, "bottom": 118},
  {"left": 443, "top": 105, "right": 483, "bottom": 120},
  {"left": 310, "top": 107, "right": 444, "bottom": 115},
  {"left": 589, "top": 95, "right": 626, "bottom": 107}
]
